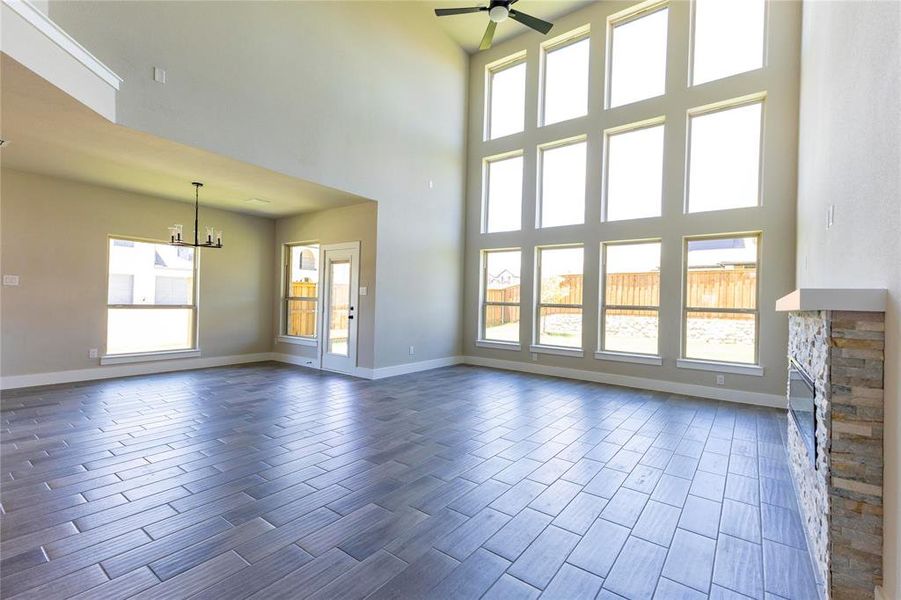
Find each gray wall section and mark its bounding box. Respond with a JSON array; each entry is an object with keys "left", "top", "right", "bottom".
[
  {"left": 273, "top": 203, "right": 378, "bottom": 370},
  {"left": 47, "top": 0, "right": 469, "bottom": 369},
  {"left": 0, "top": 169, "right": 275, "bottom": 376},
  {"left": 795, "top": 1, "right": 901, "bottom": 596},
  {"left": 463, "top": 0, "right": 801, "bottom": 398}
]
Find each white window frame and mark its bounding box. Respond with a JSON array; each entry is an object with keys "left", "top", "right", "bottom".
[
  {"left": 103, "top": 235, "right": 199, "bottom": 361},
  {"left": 539, "top": 25, "right": 591, "bottom": 127},
  {"left": 537, "top": 136, "right": 588, "bottom": 229},
  {"left": 688, "top": 0, "right": 769, "bottom": 87},
  {"left": 598, "top": 239, "right": 662, "bottom": 362},
  {"left": 605, "top": 0, "right": 670, "bottom": 109},
  {"left": 680, "top": 232, "right": 761, "bottom": 367},
  {"left": 280, "top": 242, "right": 320, "bottom": 346},
  {"left": 684, "top": 93, "right": 767, "bottom": 214},
  {"left": 478, "top": 248, "right": 522, "bottom": 350},
  {"left": 532, "top": 244, "right": 584, "bottom": 356},
  {"left": 602, "top": 116, "right": 666, "bottom": 222},
  {"left": 484, "top": 51, "right": 527, "bottom": 141},
  {"left": 482, "top": 150, "right": 524, "bottom": 234}
]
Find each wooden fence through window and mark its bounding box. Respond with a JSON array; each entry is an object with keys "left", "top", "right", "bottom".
[{"left": 484, "top": 269, "right": 756, "bottom": 327}]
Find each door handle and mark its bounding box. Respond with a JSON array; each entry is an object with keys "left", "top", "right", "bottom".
[{"left": 348, "top": 315, "right": 354, "bottom": 320}]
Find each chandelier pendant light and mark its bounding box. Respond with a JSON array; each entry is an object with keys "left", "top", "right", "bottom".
[{"left": 168, "top": 182, "right": 222, "bottom": 249}]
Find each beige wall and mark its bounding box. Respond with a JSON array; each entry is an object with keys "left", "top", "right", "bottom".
[
  {"left": 463, "top": 0, "right": 801, "bottom": 400},
  {"left": 273, "top": 202, "right": 378, "bottom": 369},
  {"left": 47, "top": 0, "right": 469, "bottom": 369},
  {"left": 796, "top": 1, "right": 901, "bottom": 596},
  {"left": 0, "top": 169, "right": 275, "bottom": 376}
]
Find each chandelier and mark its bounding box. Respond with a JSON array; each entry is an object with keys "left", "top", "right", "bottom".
[{"left": 168, "top": 182, "right": 222, "bottom": 248}]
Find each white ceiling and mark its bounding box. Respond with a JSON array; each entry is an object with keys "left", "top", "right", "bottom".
[
  {"left": 0, "top": 55, "right": 371, "bottom": 218},
  {"left": 426, "top": 0, "right": 596, "bottom": 53}
]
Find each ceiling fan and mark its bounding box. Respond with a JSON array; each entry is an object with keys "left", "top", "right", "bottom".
[{"left": 435, "top": 0, "right": 554, "bottom": 51}]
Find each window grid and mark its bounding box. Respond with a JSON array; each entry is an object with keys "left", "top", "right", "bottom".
[{"left": 473, "top": 2, "right": 777, "bottom": 368}]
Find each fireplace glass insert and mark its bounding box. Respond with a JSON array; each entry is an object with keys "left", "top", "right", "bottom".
[{"left": 789, "top": 357, "right": 817, "bottom": 466}]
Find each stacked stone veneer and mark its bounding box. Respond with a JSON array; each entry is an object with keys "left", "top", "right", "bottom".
[{"left": 787, "top": 310, "right": 885, "bottom": 600}]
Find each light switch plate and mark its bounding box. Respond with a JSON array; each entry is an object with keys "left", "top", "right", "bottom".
[
  {"left": 153, "top": 66, "right": 167, "bottom": 83},
  {"left": 2, "top": 275, "right": 19, "bottom": 286},
  {"left": 359, "top": 286, "right": 368, "bottom": 296}
]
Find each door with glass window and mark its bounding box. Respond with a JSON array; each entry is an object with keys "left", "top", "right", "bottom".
[{"left": 320, "top": 243, "right": 359, "bottom": 374}]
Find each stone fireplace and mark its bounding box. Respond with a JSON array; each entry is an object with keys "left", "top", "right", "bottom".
[{"left": 777, "top": 289, "right": 887, "bottom": 600}]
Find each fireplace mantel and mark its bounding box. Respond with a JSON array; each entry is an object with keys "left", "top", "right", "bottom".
[{"left": 776, "top": 288, "right": 886, "bottom": 312}]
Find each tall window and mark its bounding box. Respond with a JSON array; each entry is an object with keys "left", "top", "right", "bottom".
[
  {"left": 684, "top": 235, "right": 759, "bottom": 364},
  {"left": 484, "top": 153, "right": 523, "bottom": 233},
  {"left": 541, "top": 31, "right": 590, "bottom": 126},
  {"left": 106, "top": 238, "right": 196, "bottom": 355},
  {"left": 284, "top": 243, "right": 320, "bottom": 338},
  {"left": 692, "top": 0, "right": 765, "bottom": 85},
  {"left": 487, "top": 55, "right": 526, "bottom": 140},
  {"left": 481, "top": 250, "right": 521, "bottom": 343},
  {"left": 604, "top": 120, "right": 665, "bottom": 221},
  {"left": 687, "top": 99, "right": 763, "bottom": 213},
  {"left": 539, "top": 139, "right": 587, "bottom": 228},
  {"left": 602, "top": 241, "right": 661, "bottom": 355},
  {"left": 536, "top": 246, "right": 584, "bottom": 348},
  {"left": 608, "top": 5, "right": 669, "bottom": 108}
]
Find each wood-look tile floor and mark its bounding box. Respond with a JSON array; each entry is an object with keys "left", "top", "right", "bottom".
[{"left": 0, "top": 363, "right": 819, "bottom": 599}]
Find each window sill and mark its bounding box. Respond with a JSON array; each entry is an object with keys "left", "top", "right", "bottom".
[
  {"left": 100, "top": 349, "right": 200, "bottom": 365},
  {"left": 529, "top": 344, "right": 584, "bottom": 358},
  {"left": 276, "top": 335, "right": 318, "bottom": 347},
  {"left": 476, "top": 340, "right": 521, "bottom": 351},
  {"left": 595, "top": 351, "right": 662, "bottom": 366},
  {"left": 676, "top": 358, "right": 764, "bottom": 377}
]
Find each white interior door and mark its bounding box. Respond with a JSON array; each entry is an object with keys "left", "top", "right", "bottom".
[{"left": 320, "top": 243, "right": 359, "bottom": 374}]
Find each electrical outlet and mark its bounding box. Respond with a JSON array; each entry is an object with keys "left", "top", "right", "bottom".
[
  {"left": 89, "top": 348, "right": 99, "bottom": 359},
  {"left": 531, "top": 353, "right": 538, "bottom": 361},
  {"left": 716, "top": 374, "right": 725, "bottom": 385},
  {"left": 2, "top": 274, "right": 19, "bottom": 286},
  {"left": 359, "top": 286, "right": 368, "bottom": 296},
  {"left": 153, "top": 66, "right": 167, "bottom": 83},
  {"left": 409, "top": 345, "right": 415, "bottom": 356}
]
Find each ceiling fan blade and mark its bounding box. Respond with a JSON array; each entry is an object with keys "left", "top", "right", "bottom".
[
  {"left": 479, "top": 20, "right": 497, "bottom": 51},
  {"left": 434, "top": 6, "right": 485, "bottom": 16},
  {"left": 509, "top": 9, "right": 553, "bottom": 34}
]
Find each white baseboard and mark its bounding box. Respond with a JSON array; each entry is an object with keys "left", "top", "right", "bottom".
[
  {"left": 2, "top": 351, "right": 784, "bottom": 409},
  {"left": 462, "top": 355, "right": 785, "bottom": 408},
  {"left": 0, "top": 352, "right": 273, "bottom": 390},
  {"left": 270, "top": 352, "right": 320, "bottom": 371},
  {"left": 355, "top": 356, "right": 464, "bottom": 380}
]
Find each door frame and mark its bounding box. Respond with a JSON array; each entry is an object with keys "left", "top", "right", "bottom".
[{"left": 318, "top": 241, "right": 360, "bottom": 374}]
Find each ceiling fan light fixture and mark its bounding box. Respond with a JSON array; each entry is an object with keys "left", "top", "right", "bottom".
[{"left": 488, "top": 5, "right": 509, "bottom": 22}]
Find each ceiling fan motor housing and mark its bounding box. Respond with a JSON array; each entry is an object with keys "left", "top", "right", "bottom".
[{"left": 488, "top": 0, "right": 510, "bottom": 23}]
